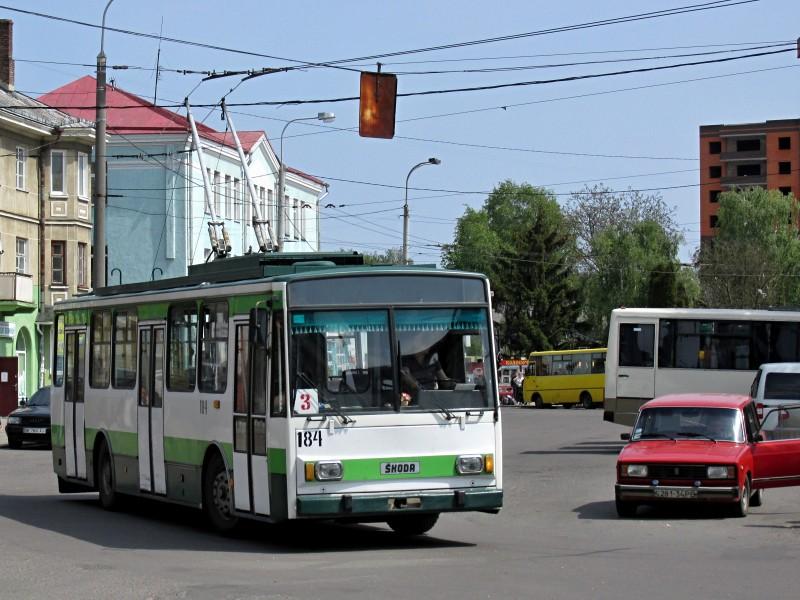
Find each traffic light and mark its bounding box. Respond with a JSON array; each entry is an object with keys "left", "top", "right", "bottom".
[{"left": 359, "top": 71, "right": 397, "bottom": 139}]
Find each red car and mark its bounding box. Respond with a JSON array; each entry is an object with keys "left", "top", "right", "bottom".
[{"left": 615, "top": 393, "right": 800, "bottom": 518}]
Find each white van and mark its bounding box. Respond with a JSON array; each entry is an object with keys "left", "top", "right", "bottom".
[{"left": 750, "top": 363, "right": 800, "bottom": 437}]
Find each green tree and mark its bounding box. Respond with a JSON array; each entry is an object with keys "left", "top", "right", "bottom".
[
  {"left": 697, "top": 188, "right": 800, "bottom": 308},
  {"left": 442, "top": 180, "right": 580, "bottom": 353},
  {"left": 359, "top": 247, "right": 407, "bottom": 265}
]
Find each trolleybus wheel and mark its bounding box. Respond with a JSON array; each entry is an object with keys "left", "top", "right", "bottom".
[
  {"left": 533, "top": 393, "right": 544, "bottom": 409},
  {"left": 580, "top": 392, "right": 593, "bottom": 410},
  {"left": 98, "top": 441, "right": 119, "bottom": 510},
  {"left": 387, "top": 513, "right": 440, "bottom": 536},
  {"left": 203, "top": 453, "right": 239, "bottom": 533}
]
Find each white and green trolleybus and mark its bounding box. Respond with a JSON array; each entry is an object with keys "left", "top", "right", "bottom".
[{"left": 51, "top": 253, "right": 503, "bottom": 535}]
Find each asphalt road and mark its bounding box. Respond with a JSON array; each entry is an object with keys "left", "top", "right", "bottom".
[{"left": 1, "top": 409, "right": 799, "bottom": 600}]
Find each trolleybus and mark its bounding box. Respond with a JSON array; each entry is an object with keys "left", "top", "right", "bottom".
[
  {"left": 604, "top": 307, "right": 800, "bottom": 426},
  {"left": 522, "top": 348, "right": 606, "bottom": 409},
  {"left": 51, "top": 253, "right": 503, "bottom": 535}
]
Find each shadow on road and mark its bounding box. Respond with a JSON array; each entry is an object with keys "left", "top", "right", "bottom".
[
  {"left": 521, "top": 441, "right": 625, "bottom": 456},
  {"left": 745, "top": 520, "right": 800, "bottom": 530},
  {"left": 0, "top": 493, "right": 474, "bottom": 553},
  {"left": 574, "top": 500, "right": 735, "bottom": 521}
]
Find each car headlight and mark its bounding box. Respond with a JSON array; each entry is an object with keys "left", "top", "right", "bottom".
[
  {"left": 707, "top": 465, "right": 736, "bottom": 479},
  {"left": 456, "top": 455, "right": 484, "bottom": 474},
  {"left": 314, "top": 461, "right": 344, "bottom": 481},
  {"left": 7, "top": 416, "right": 20, "bottom": 424},
  {"left": 625, "top": 464, "right": 648, "bottom": 477}
]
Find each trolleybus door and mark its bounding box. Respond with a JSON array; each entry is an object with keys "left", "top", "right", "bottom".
[
  {"left": 137, "top": 325, "right": 167, "bottom": 494},
  {"left": 64, "top": 330, "right": 87, "bottom": 479},
  {"left": 233, "top": 321, "right": 270, "bottom": 515},
  {"left": 616, "top": 320, "right": 657, "bottom": 400}
]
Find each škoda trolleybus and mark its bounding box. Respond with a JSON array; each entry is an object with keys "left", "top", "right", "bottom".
[{"left": 51, "top": 253, "right": 503, "bottom": 535}]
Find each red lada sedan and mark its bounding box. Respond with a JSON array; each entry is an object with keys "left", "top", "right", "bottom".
[{"left": 615, "top": 393, "right": 800, "bottom": 518}]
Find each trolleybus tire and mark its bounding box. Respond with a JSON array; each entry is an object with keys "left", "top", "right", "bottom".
[
  {"left": 98, "top": 441, "right": 120, "bottom": 510},
  {"left": 203, "top": 453, "right": 239, "bottom": 533},
  {"left": 580, "top": 392, "right": 593, "bottom": 410},
  {"left": 533, "top": 393, "right": 543, "bottom": 409},
  {"left": 750, "top": 487, "right": 764, "bottom": 507},
  {"left": 7, "top": 436, "right": 21, "bottom": 449},
  {"left": 615, "top": 498, "right": 638, "bottom": 518},
  {"left": 386, "top": 513, "right": 440, "bottom": 536}
]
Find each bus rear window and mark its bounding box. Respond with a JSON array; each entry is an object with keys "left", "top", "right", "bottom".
[{"left": 764, "top": 372, "right": 800, "bottom": 400}]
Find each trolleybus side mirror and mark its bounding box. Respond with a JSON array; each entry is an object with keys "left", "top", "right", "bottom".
[{"left": 249, "top": 308, "right": 269, "bottom": 347}]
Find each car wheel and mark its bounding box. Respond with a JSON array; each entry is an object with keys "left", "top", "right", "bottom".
[
  {"left": 7, "top": 436, "right": 22, "bottom": 449},
  {"left": 616, "top": 498, "right": 638, "bottom": 518},
  {"left": 533, "top": 393, "right": 544, "bottom": 409},
  {"left": 203, "top": 452, "right": 239, "bottom": 533},
  {"left": 731, "top": 477, "right": 750, "bottom": 517},
  {"left": 581, "top": 392, "right": 593, "bottom": 410},
  {"left": 750, "top": 487, "right": 764, "bottom": 508},
  {"left": 387, "top": 513, "right": 440, "bottom": 536},
  {"left": 98, "top": 441, "right": 120, "bottom": 510}
]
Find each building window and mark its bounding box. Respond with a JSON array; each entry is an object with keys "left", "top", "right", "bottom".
[
  {"left": 205, "top": 169, "right": 211, "bottom": 214},
  {"left": 15, "top": 238, "right": 28, "bottom": 274},
  {"left": 709, "top": 165, "right": 722, "bottom": 178},
  {"left": 213, "top": 171, "right": 221, "bottom": 216},
  {"left": 779, "top": 161, "right": 791, "bottom": 175},
  {"left": 780, "top": 186, "right": 792, "bottom": 196},
  {"left": 51, "top": 150, "right": 66, "bottom": 194},
  {"left": 233, "top": 178, "right": 241, "bottom": 221},
  {"left": 267, "top": 189, "right": 274, "bottom": 227},
  {"left": 710, "top": 215, "right": 719, "bottom": 228},
  {"left": 709, "top": 141, "right": 721, "bottom": 154},
  {"left": 736, "top": 139, "right": 760, "bottom": 152},
  {"left": 301, "top": 202, "right": 308, "bottom": 241},
  {"left": 15, "top": 147, "right": 25, "bottom": 190},
  {"left": 709, "top": 190, "right": 721, "bottom": 203},
  {"left": 737, "top": 164, "right": 761, "bottom": 177},
  {"left": 283, "top": 194, "right": 290, "bottom": 238},
  {"left": 51, "top": 241, "right": 66, "bottom": 285},
  {"left": 779, "top": 137, "right": 791, "bottom": 150},
  {"left": 224, "top": 175, "right": 232, "bottom": 219},
  {"left": 78, "top": 242, "right": 87, "bottom": 288},
  {"left": 293, "top": 198, "right": 300, "bottom": 239},
  {"left": 259, "top": 186, "right": 266, "bottom": 220},
  {"left": 77, "top": 152, "right": 89, "bottom": 198}
]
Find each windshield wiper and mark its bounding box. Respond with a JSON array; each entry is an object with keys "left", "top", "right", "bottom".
[
  {"left": 434, "top": 402, "right": 458, "bottom": 422},
  {"left": 639, "top": 433, "right": 676, "bottom": 441},
  {"left": 326, "top": 399, "right": 355, "bottom": 425},
  {"left": 679, "top": 431, "right": 717, "bottom": 443}
]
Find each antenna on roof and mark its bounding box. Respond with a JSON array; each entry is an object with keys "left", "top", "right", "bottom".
[{"left": 153, "top": 17, "right": 164, "bottom": 104}]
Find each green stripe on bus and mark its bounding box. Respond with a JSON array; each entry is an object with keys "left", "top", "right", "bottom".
[
  {"left": 229, "top": 294, "right": 265, "bottom": 315},
  {"left": 138, "top": 303, "right": 169, "bottom": 320},
  {"left": 268, "top": 447, "right": 287, "bottom": 474},
  {"left": 341, "top": 455, "right": 458, "bottom": 481},
  {"left": 83, "top": 428, "right": 138, "bottom": 457},
  {"left": 163, "top": 436, "right": 233, "bottom": 467}
]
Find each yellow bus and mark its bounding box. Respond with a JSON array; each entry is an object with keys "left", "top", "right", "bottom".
[{"left": 523, "top": 348, "right": 606, "bottom": 409}]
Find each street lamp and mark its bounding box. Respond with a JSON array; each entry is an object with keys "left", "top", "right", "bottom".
[
  {"left": 403, "top": 157, "right": 441, "bottom": 265},
  {"left": 277, "top": 112, "right": 335, "bottom": 251},
  {"left": 94, "top": 0, "right": 116, "bottom": 289}
]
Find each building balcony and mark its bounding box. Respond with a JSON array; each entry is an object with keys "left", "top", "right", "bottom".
[
  {"left": 720, "top": 175, "right": 767, "bottom": 187},
  {"left": 0, "top": 272, "right": 34, "bottom": 310},
  {"left": 719, "top": 150, "right": 765, "bottom": 162}
]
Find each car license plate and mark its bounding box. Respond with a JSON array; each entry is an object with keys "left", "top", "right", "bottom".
[
  {"left": 22, "top": 427, "right": 46, "bottom": 435},
  {"left": 654, "top": 488, "right": 697, "bottom": 499}
]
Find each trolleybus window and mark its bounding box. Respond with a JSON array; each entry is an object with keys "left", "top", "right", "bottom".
[
  {"left": 270, "top": 312, "right": 285, "bottom": 417},
  {"left": 90, "top": 310, "right": 111, "bottom": 388},
  {"left": 199, "top": 301, "right": 228, "bottom": 393},
  {"left": 54, "top": 314, "right": 64, "bottom": 387},
  {"left": 168, "top": 305, "right": 198, "bottom": 391},
  {"left": 113, "top": 310, "right": 137, "bottom": 388}
]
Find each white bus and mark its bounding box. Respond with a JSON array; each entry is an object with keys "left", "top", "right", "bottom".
[
  {"left": 51, "top": 253, "right": 503, "bottom": 536},
  {"left": 604, "top": 307, "right": 800, "bottom": 426}
]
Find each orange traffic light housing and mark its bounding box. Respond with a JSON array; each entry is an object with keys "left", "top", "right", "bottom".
[{"left": 359, "top": 71, "right": 397, "bottom": 139}]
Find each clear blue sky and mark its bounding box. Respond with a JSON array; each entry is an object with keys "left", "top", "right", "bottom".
[{"left": 5, "top": 0, "right": 800, "bottom": 263}]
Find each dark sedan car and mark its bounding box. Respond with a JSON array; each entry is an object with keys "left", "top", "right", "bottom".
[{"left": 5, "top": 387, "right": 51, "bottom": 449}]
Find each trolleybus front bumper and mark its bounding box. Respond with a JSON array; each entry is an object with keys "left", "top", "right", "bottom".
[{"left": 297, "top": 488, "right": 503, "bottom": 517}]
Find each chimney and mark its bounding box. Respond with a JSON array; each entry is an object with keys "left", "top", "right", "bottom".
[{"left": 0, "top": 19, "right": 14, "bottom": 90}]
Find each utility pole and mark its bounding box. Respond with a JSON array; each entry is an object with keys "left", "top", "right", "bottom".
[{"left": 93, "top": 0, "right": 116, "bottom": 289}]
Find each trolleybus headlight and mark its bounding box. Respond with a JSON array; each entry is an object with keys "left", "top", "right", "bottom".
[
  {"left": 707, "top": 465, "right": 735, "bottom": 479},
  {"left": 315, "top": 461, "right": 344, "bottom": 481},
  {"left": 7, "top": 416, "right": 20, "bottom": 424},
  {"left": 625, "top": 464, "right": 648, "bottom": 477},
  {"left": 456, "top": 455, "right": 484, "bottom": 475}
]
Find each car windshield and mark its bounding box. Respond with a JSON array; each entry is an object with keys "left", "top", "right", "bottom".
[
  {"left": 289, "top": 307, "right": 494, "bottom": 416},
  {"left": 27, "top": 387, "right": 51, "bottom": 407},
  {"left": 764, "top": 372, "right": 800, "bottom": 400},
  {"left": 632, "top": 406, "right": 744, "bottom": 442}
]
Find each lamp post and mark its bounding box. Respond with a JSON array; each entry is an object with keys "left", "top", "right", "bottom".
[
  {"left": 277, "top": 112, "right": 335, "bottom": 251},
  {"left": 94, "top": 0, "right": 116, "bottom": 289},
  {"left": 402, "top": 158, "right": 441, "bottom": 265}
]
